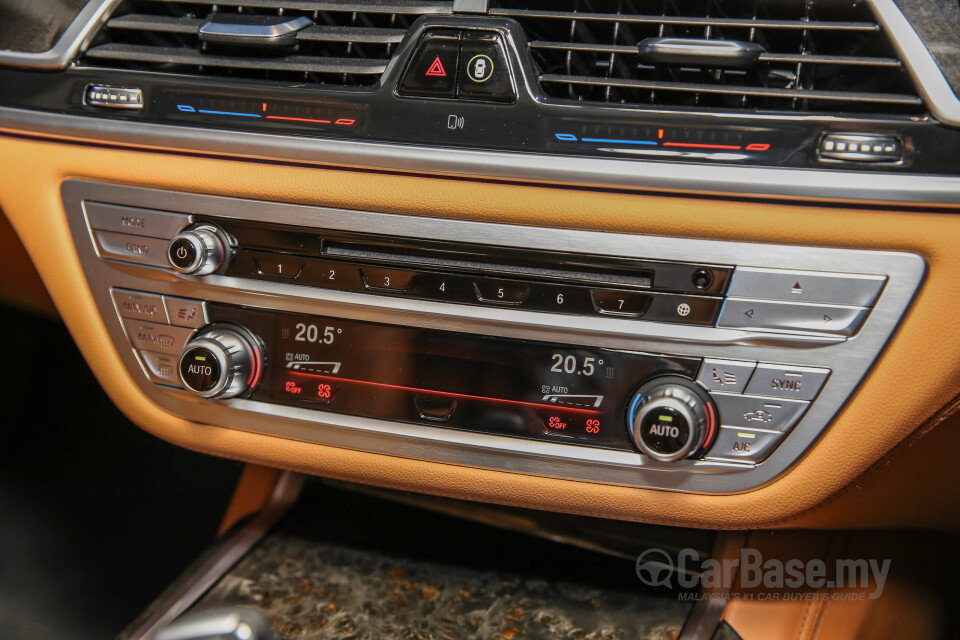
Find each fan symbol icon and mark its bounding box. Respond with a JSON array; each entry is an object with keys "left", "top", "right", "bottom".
[{"left": 635, "top": 548, "right": 675, "bottom": 587}]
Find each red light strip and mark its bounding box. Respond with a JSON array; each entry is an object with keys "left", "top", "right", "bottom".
[
  {"left": 265, "top": 115, "right": 332, "bottom": 124},
  {"left": 663, "top": 142, "right": 742, "bottom": 150},
  {"left": 288, "top": 371, "right": 602, "bottom": 415}
]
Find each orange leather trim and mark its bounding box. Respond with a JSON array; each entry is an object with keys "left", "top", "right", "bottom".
[
  {"left": 218, "top": 464, "right": 284, "bottom": 536},
  {"left": 0, "top": 209, "right": 56, "bottom": 316},
  {"left": 2, "top": 133, "right": 960, "bottom": 530},
  {"left": 724, "top": 531, "right": 947, "bottom": 640}
]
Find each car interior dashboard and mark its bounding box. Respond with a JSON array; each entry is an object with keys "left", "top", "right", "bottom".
[{"left": 2, "top": 0, "right": 960, "bottom": 639}]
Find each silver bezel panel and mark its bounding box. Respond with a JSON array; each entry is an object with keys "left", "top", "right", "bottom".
[{"left": 62, "top": 180, "right": 925, "bottom": 494}]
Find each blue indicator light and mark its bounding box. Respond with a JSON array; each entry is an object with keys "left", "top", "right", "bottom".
[
  {"left": 198, "top": 109, "right": 261, "bottom": 118},
  {"left": 555, "top": 133, "right": 578, "bottom": 141},
  {"left": 582, "top": 137, "right": 657, "bottom": 146},
  {"left": 176, "top": 105, "right": 196, "bottom": 112}
]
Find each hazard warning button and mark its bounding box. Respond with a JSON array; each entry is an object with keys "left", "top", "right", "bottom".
[{"left": 398, "top": 30, "right": 460, "bottom": 98}]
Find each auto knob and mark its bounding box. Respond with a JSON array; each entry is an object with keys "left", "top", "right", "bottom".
[
  {"left": 178, "top": 324, "right": 264, "bottom": 399},
  {"left": 168, "top": 223, "right": 229, "bottom": 275},
  {"left": 626, "top": 375, "right": 717, "bottom": 462}
]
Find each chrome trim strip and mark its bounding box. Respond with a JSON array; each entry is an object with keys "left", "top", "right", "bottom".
[
  {"left": 2, "top": 105, "right": 960, "bottom": 205},
  {"left": 0, "top": 0, "right": 122, "bottom": 70},
  {"left": 870, "top": 0, "right": 960, "bottom": 127},
  {"left": 61, "top": 181, "right": 926, "bottom": 494},
  {"left": 119, "top": 471, "right": 303, "bottom": 640}
]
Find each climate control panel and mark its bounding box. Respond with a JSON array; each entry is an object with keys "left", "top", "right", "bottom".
[{"left": 64, "top": 180, "right": 925, "bottom": 493}]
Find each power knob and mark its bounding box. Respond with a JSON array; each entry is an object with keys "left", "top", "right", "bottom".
[
  {"left": 168, "top": 224, "right": 229, "bottom": 275},
  {"left": 626, "top": 376, "right": 717, "bottom": 462},
  {"left": 178, "top": 324, "right": 264, "bottom": 399}
]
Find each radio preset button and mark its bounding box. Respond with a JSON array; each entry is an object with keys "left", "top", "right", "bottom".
[
  {"left": 745, "top": 364, "right": 830, "bottom": 401},
  {"left": 727, "top": 267, "right": 886, "bottom": 306},
  {"left": 590, "top": 290, "right": 652, "bottom": 317},
  {"left": 253, "top": 254, "right": 304, "bottom": 280},
  {"left": 696, "top": 358, "right": 757, "bottom": 393},
  {"left": 112, "top": 290, "right": 167, "bottom": 323},
  {"left": 164, "top": 296, "right": 208, "bottom": 329},
  {"left": 705, "top": 426, "right": 784, "bottom": 464},
  {"left": 360, "top": 267, "right": 416, "bottom": 292},
  {"left": 711, "top": 392, "right": 808, "bottom": 433},
  {"left": 138, "top": 351, "right": 183, "bottom": 387},
  {"left": 717, "top": 299, "right": 869, "bottom": 335},
  {"left": 474, "top": 280, "right": 530, "bottom": 305},
  {"left": 122, "top": 319, "right": 195, "bottom": 355}
]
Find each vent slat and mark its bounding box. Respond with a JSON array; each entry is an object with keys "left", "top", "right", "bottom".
[
  {"left": 86, "top": 43, "right": 388, "bottom": 74},
  {"left": 529, "top": 41, "right": 902, "bottom": 68},
  {"left": 83, "top": 0, "right": 451, "bottom": 85},
  {"left": 498, "top": 0, "right": 924, "bottom": 115},
  {"left": 491, "top": 9, "right": 880, "bottom": 32},
  {"left": 540, "top": 74, "right": 923, "bottom": 106},
  {"left": 107, "top": 15, "right": 203, "bottom": 34},
  {"left": 135, "top": 0, "right": 453, "bottom": 13}
]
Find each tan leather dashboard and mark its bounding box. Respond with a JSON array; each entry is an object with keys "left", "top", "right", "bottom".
[{"left": 2, "top": 131, "right": 960, "bottom": 531}]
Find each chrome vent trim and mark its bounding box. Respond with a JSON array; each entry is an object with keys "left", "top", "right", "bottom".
[
  {"left": 82, "top": 0, "right": 454, "bottom": 85},
  {"left": 493, "top": 0, "right": 925, "bottom": 115}
]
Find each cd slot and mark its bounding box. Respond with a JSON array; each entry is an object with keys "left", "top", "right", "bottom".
[{"left": 322, "top": 241, "right": 654, "bottom": 290}]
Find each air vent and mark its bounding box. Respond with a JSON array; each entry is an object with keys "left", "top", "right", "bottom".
[
  {"left": 491, "top": 0, "right": 925, "bottom": 115},
  {"left": 82, "top": 0, "right": 453, "bottom": 86}
]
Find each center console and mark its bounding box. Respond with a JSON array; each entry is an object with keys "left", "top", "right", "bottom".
[{"left": 66, "top": 179, "right": 925, "bottom": 493}]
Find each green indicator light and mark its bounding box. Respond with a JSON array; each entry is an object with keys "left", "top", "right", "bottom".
[
  {"left": 194, "top": 355, "right": 207, "bottom": 362},
  {"left": 737, "top": 432, "right": 756, "bottom": 438},
  {"left": 658, "top": 415, "right": 673, "bottom": 422}
]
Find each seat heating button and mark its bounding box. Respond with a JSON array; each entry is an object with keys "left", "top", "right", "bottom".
[{"left": 163, "top": 296, "right": 208, "bottom": 329}]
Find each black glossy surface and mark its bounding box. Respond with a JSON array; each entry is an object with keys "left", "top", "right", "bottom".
[
  {"left": 207, "top": 302, "right": 702, "bottom": 451},
  {"left": 0, "top": 15, "right": 957, "bottom": 175}
]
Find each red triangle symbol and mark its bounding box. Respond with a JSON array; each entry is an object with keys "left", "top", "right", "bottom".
[{"left": 425, "top": 56, "right": 447, "bottom": 77}]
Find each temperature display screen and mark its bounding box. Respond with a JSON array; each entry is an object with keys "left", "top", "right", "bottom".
[{"left": 219, "top": 306, "right": 700, "bottom": 450}]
